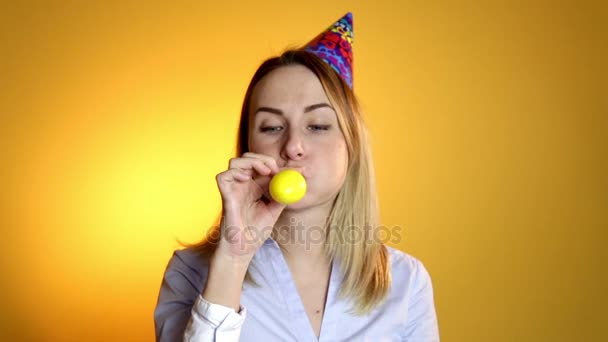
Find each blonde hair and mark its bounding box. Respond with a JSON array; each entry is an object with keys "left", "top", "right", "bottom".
[{"left": 180, "top": 49, "right": 390, "bottom": 315}]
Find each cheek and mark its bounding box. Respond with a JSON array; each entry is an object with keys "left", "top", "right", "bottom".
[
  {"left": 336, "top": 144, "right": 349, "bottom": 179},
  {"left": 247, "top": 136, "right": 261, "bottom": 153},
  {"left": 247, "top": 124, "right": 273, "bottom": 153},
  {"left": 318, "top": 140, "right": 348, "bottom": 181},
  {"left": 248, "top": 134, "right": 276, "bottom": 154},
  {"left": 331, "top": 137, "right": 348, "bottom": 166}
]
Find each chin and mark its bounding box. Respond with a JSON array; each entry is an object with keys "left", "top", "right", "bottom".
[
  {"left": 283, "top": 199, "right": 312, "bottom": 211},
  {"left": 283, "top": 193, "right": 335, "bottom": 212}
]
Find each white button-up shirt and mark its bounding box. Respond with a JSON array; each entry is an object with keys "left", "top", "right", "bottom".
[{"left": 154, "top": 238, "right": 440, "bottom": 341}]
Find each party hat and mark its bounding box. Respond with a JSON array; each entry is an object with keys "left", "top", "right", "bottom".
[{"left": 304, "top": 12, "right": 354, "bottom": 88}]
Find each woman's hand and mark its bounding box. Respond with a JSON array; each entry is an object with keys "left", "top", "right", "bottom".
[{"left": 214, "top": 152, "right": 286, "bottom": 261}]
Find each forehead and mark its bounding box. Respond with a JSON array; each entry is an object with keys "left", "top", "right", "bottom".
[{"left": 250, "top": 65, "right": 330, "bottom": 110}]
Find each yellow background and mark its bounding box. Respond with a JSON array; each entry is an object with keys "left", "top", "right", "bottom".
[{"left": 1, "top": 1, "right": 606, "bottom": 341}]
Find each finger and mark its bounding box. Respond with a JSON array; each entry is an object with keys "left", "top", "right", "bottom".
[
  {"left": 233, "top": 169, "right": 252, "bottom": 182},
  {"left": 265, "top": 198, "right": 287, "bottom": 219},
  {"left": 241, "top": 152, "right": 280, "bottom": 174},
  {"left": 251, "top": 174, "right": 272, "bottom": 198},
  {"left": 252, "top": 172, "right": 271, "bottom": 189},
  {"left": 229, "top": 157, "right": 272, "bottom": 176},
  {"left": 216, "top": 168, "right": 250, "bottom": 184}
]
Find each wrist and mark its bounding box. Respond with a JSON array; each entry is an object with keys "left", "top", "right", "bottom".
[
  {"left": 202, "top": 248, "right": 252, "bottom": 311},
  {"left": 210, "top": 254, "right": 251, "bottom": 277},
  {"left": 213, "top": 241, "right": 256, "bottom": 267}
]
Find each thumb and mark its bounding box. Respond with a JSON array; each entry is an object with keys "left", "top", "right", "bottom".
[{"left": 266, "top": 199, "right": 287, "bottom": 220}]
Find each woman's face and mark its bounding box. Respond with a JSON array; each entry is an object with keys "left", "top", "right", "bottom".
[{"left": 248, "top": 65, "right": 349, "bottom": 210}]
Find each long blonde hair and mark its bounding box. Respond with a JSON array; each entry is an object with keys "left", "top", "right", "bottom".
[{"left": 181, "top": 49, "right": 390, "bottom": 315}]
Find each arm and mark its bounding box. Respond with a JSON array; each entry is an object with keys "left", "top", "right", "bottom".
[
  {"left": 183, "top": 247, "right": 252, "bottom": 341},
  {"left": 153, "top": 250, "right": 248, "bottom": 342},
  {"left": 183, "top": 294, "right": 246, "bottom": 341},
  {"left": 155, "top": 152, "right": 285, "bottom": 341}
]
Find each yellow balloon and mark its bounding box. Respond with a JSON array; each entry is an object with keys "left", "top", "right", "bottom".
[{"left": 269, "top": 169, "right": 307, "bottom": 205}]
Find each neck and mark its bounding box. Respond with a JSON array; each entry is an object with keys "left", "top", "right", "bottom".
[{"left": 272, "top": 200, "right": 333, "bottom": 267}]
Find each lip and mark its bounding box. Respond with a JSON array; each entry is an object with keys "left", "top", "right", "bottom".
[{"left": 279, "top": 166, "right": 308, "bottom": 179}]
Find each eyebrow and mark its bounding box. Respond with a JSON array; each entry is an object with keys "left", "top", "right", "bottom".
[{"left": 254, "top": 103, "right": 334, "bottom": 116}]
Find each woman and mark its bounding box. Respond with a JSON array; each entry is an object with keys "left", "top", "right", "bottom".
[{"left": 154, "top": 13, "right": 439, "bottom": 341}]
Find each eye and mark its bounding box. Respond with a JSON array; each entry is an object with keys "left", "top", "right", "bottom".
[
  {"left": 308, "top": 124, "right": 331, "bottom": 131},
  {"left": 260, "top": 126, "right": 284, "bottom": 133}
]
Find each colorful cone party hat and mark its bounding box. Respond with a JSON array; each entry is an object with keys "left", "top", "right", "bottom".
[{"left": 304, "top": 12, "right": 354, "bottom": 88}]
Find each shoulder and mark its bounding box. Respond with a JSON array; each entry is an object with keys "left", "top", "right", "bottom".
[
  {"left": 385, "top": 245, "right": 427, "bottom": 274},
  {"left": 162, "top": 247, "right": 211, "bottom": 289},
  {"left": 384, "top": 245, "right": 435, "bottom": 292},
  {"left": 384, "top": 247, "right": 440, "bottom": 340},
  {"left": 169, "top": 247, "right": 210, "bottom": 271}
]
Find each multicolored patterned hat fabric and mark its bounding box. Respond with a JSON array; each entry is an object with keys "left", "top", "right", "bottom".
[{"left": 304, "top": 12, "right": 354, "bottom": 89}]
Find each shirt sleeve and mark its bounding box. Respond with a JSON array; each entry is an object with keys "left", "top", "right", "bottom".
[
  {"left": 154, "top": 250, "right": 247, "bottom": 342},
  {"left": 402, "top": 259, "right": 440, "bottom": 342},
  {"left": 183, "top": 294, "right": 247, "bottom": 341}
]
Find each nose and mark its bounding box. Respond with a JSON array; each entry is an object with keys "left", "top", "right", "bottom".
[{"left": 280, "top": 128, "right": 305, "bottom": 161}]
